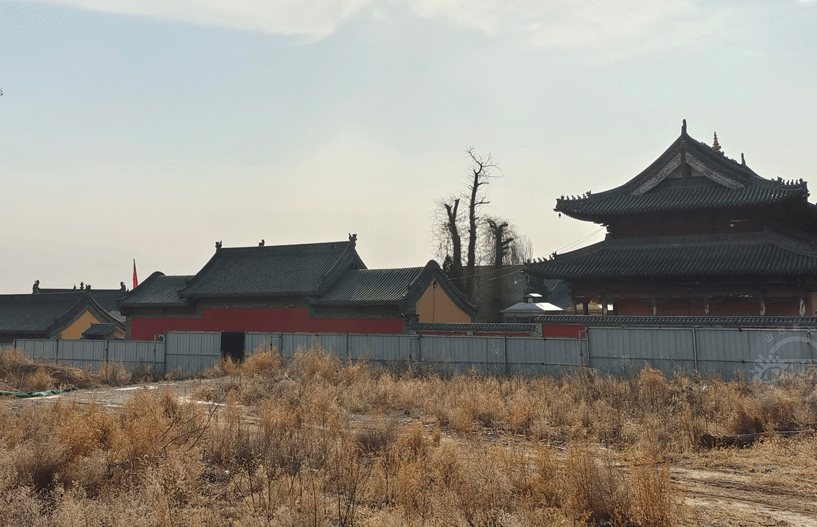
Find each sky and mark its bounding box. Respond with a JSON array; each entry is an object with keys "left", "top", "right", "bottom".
[{"left": 1, "top": 0, "right": 816, "bottom": 294}]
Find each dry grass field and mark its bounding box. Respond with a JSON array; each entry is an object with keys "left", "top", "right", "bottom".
[{"left": 1, "top": 345, "right": 815, "bottom": 526}]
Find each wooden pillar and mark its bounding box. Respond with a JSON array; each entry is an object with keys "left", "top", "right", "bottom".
[
  {"left": 759, "top": 293, "right": 766, "bottom": 317},
  {"left": 582, "top": 302, "right": 589, "bottom": 316}
]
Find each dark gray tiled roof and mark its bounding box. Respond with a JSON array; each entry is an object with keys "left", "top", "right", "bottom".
[
  {"left": 413, "top": 322, "right": 539, "bottom": 334},
  {"left": 313, "top": 260, "right": 476, "bottom": 318},
  {"left": 39, "top": 287, "right": 127, "bottom": 321},
  {"left": 118, "top": 272, "right": 193, "bottom": 308},
  {"left": 0, "top": 292, "right": 120, "bottom": 336},
  {"left": 179, "top": 241, "right": 365, "bottom": 298},
  {"left": 82, "top": 323, "right": 119, "bottom": 338},
  {"left": 539, "top": 315, "right": 817, "bottom": 328},
  {"left": 556, "top": 129, "right": 809, "bottom": 221},
  {"left": 313, "top": 267, "right": 424, "bottom": 305},
  {"left": 526, "top": 233, "right": 817, "bottom": 280}
]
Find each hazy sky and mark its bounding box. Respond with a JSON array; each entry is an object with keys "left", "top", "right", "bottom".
[{"left": 1, "top": 0, "right": 816, "bottom": 293}]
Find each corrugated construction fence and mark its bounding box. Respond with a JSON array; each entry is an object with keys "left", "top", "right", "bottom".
[{"left": 12, "top": 325, "right": 816, "bottom": 380}]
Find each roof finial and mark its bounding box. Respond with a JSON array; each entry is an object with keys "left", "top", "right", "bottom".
[
  {"left": 215, "top": 240, "right": 222, "bottom": 251},
  {"left": 741, "top": 153, "right": 745, "bottom": 165},
  {"left": 349, "top": 233, "right": 357, "bottom": 245},
  {"left": 32, "top": 280, "right": 40, "bottom": 294},
  {"left": 682, "top": 119, "right": 687, "bottom": 135},
  {"left": 259, "top": 239, "right": 265, "bottom": 246},
  {"left": 712, "top": 132, "right": 721, "bottom": 153}
]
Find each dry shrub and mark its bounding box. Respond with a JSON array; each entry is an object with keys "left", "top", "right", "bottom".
[
  {"left": 0, "top": 348, "right": 31, "bottom": 392},
  {"left": 288, "top": 347, "right": 342, "bottom": 384},
  {"left": 119, "top": 387, "right": 201, "bottom": 462},
  {"left": 99, "top": 361, "right": 131, "bottom": 386},
  {"left": 355, "top": 417, "right": 398, "bottom": 455},
  {"left": 638, "top": 366, "right": 671, "bottom": 410},
  {"left": 25, "top": 365, "right": 55, "bottom": 392},
  {"left": 559, "top": 442, "right": 617, "bottom": 523},
  {"left": 241, "top": 348, "right": 282, "bottom": 375},
  {"left": 627, "top": 449, "right": 684, "bottom": 527},
  {"left": 56, "top": 402, "right": 120, "bottom": 459}
]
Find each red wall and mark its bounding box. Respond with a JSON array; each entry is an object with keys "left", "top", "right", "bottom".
[
  {"left": 130, "top": 307, "right": 404, "bottom": 340},
  {"left": 541, "top": 324, "right": 586, "bottom": 338}
]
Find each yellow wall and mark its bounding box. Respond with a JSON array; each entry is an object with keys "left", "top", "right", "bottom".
[
  {"left": 415, "top": 281, "right": 473, "bottom": 323},
  {"left": 59, "top": 310, "right": 104, "bottom": 339}
]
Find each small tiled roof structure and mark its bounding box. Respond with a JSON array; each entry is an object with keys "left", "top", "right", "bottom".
[
  {"left": 528, "top": 232, "right": 817, "bottom": 280},
  {"left": 501, "top": 299, "right": 564, "bottom": 318},
  {"left": 555, "top": 121, "right": 813, "bottom": 222},
  {"left": 533, "top": 315, "right": 817, "bottom": 328},
  {"left": 81, "top": 323, "right": 123, "bottom": 339},
  {"left": 0, "top": 292, "right": 124, "bottom": 342},
  {"left": 117, "top": 272, "right": 193, "bottom": 310},
  {"left": 412, "top": 322, "right": 540, "bottom": 336},
  {"left": 313, "top": 260, "right": 476, "bottom": 317},
  {"left": 178, "top": 239, "right": 365, "bottom": 299},
  {"left": 37, "top": 285, "right": 128, "bottom": 322}
]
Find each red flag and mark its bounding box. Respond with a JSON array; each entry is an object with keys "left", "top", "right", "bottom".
[{"left": 133, "top": 259, "right": 138, "bottom": 289}]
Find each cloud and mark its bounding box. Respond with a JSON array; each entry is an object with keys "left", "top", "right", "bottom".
[
  {"left": 407, "top": 0, "right": 734, "bottom": 60},
  {"left": 40, "top": 0, "right": 734, "bottom": 59},
  {"left": 38, "top": 0, "right": 375, "bottom": 39}
]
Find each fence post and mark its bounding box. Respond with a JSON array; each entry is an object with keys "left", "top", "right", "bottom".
[
  {"left": 692, "top": 327, "right": 699, "bottom": 372},
  {"left": 504, "top": 336, "right": 509, "bottom": 376}
]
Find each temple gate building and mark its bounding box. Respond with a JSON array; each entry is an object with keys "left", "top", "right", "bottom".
[{"left": 526, "top": 121, "right": 817, "bottom": 318}]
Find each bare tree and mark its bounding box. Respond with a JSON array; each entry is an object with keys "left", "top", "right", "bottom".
[
  {"left": 434, "top": 196, "right": 465, "bottom": 291},
  {"left": 434, "top": 148, "right": 499, "bottom": 298},
  {"left": 463, "top": 148, "right": 499, "bottom": 298},
  {"left": 479, "top": 217, "right": 532, "bottom": 321}
]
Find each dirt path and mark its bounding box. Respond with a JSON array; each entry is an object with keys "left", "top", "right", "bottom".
[{"left": 674, "top": 466, "right": 817, "bottom": 526}]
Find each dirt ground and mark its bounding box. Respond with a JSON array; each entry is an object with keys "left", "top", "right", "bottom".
[{"left": 5, "top": 380, "right": 817, "bottom": 527}]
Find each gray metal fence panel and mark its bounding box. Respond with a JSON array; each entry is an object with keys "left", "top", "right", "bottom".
[
  {"left": 505, "top": 337, "right": 582, "bottom": 376},
  {"left": 107, "top": 340, "right": 166, "bottom": 374},
  {"left": 693, "top": 328, "right": 753, "bottom": 378},
  {"left": 15, "top": 339, "right": 58, "bottom": 361},
  {"left": 165, "top": 332, "right": 221, "bottom": 374},
  {"left": 348, "top": 334, "right": 415, "bottom": 366},
  {"left": 312, "top": 334, "right": 348, "bottom": 358},
  {"left": 705, "top": 327, "right": 815, "bottom": 381},
  {"left": 420, "top": 336, "right": 506, "bottom": 375},
  {"left": 245, "top": 333, "right": 282, "bottom": 354},
  {"left": 55, "top": 340, "right": 106, "bottom": 369},
  {"left": 587, "top": 327, "right": 696, "bottom": 377},
  {"left": 282, "top": 333, "right": 323, "bottom": 357}
]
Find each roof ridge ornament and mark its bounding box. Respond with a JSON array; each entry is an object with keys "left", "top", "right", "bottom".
[
  {"left": 712, "top": 132, "right": 722, "bottom": 153},
  {"left": 682, "top": 119, "right": 687, "bottom": 135}
]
